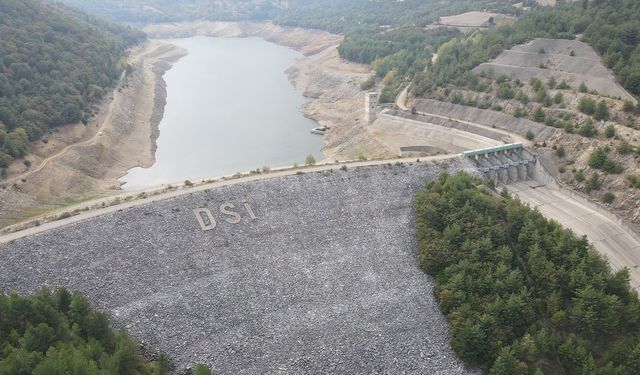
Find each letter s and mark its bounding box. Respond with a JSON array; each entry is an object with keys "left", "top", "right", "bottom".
[{"left": 220, "top": 203, "right": 241, "bottom": 224}]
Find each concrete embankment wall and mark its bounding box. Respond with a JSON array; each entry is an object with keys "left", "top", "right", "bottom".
[
  {"left": 532, "top": 154, "right": 640, "bottom": 245},
  {"left": 414, "top": 99, "right": 556, "bottom": 141},
  {"left": 387, "top": 110, "right": 507, "bottom": 142},
  {"left": 0, "top": 160, "right": 481, "bottom": 374}
]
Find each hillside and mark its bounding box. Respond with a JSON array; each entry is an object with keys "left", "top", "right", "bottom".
[
  {"left": 0, "top": 0, "right": 145, "bottom": 171},
  {"left": 52, "top": 0, "right": 518, "bottom": 28}
]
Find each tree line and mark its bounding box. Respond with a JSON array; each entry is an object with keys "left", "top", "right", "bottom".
[
  {"left": 0, "top": 288, "right": 212, "bottom": 374},
  {"left": 0, "top": 0, "right": 145, "bottom": 170},
  {"left": 416, "top": 173, "right": 640, "bottom": 374}
]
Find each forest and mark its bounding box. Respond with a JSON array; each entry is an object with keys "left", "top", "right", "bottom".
[
  {"left": 0, "top": 288, "right": 211, "bottom": 374},
  {"left": 52, "top": 0, "right": 520, "bottom": 28},
  {"left": 416, "top": 173, "right": 640, "bottom": 374},
  {"left": 0, "top": 0, "right": 145, "bottom": 169}
]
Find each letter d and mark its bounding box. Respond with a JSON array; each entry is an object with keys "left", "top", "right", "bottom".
[{"left": 193, "top": 208, "right": 216, "bottom": 231}]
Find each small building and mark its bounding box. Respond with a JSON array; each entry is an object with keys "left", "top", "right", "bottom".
[{"left": 364, "top": 92, "right": 379, "bottom": 124}]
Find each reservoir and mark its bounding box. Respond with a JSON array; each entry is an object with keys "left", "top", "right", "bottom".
[{"left": 120, "top": 36, "right": 324, "bottom": 190}]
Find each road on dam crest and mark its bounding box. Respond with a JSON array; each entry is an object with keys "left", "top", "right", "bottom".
[{"left": 0, "top": 160, "right": 481, "bottom": 374}]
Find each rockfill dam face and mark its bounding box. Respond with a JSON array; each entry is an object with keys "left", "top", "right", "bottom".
[{"left": 0, "top": 160, "right": 481, "bottom": 374}]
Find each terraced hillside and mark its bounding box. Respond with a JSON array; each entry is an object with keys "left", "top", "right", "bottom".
[{"left": 473, "top": 38, "right": 636, "bottom": 102}]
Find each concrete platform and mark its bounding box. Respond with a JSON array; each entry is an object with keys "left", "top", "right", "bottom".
[{"left": 0, "top": 161, "right": 480, "bottom": 374}]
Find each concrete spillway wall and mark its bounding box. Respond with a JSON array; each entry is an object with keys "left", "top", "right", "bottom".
[
  {"left": 0, "top": 160, "right": 481, "bottom": 374},
  {"left": 414, "top": 99, "right": 556, "bottom": 141},
  {"left": 464, "top": 144, "right": 536, "bottom": 185}
]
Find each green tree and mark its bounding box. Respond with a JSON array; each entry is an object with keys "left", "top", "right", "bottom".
[
  {"left": 578, "top": 119, "right": 597, "bottom": 137},
  {"left": 578, "top": 97, "right": 596, "bottom": 115},
  {"left": 602, "top": 192, "right": 615, "bottom": 203},
  {"left": 496, "top": 82, "right": 514, "bottom": 99},
  {"left": 4, "top": 128, "right": 29, "bottom": 158},
  {"left": 553, "top": 92, "right": 563, "bottom": 104},
  {"left": 595, "top": 100, "right": 610, "bottom": 121},
  {"left": 305, "top": 154, "right": 316, "bottom": 166},
  {"left": 622, "top": 100, "right": 635, "bottom": 113},
  {"left": 525, "top": 130, "right": 534, "bottom": 140},
  {"left": 605, "top": 124, "right": 616, "bottom": 138},
  {"left": 579, "top": 82, "right": 588, "bottom": 93},
  {"left": 547, "top": 76, "right": 556, "bottom": 89},
  {"left": 532, "top": 107, "right": 545, "bottom": 122},
  {"left": 586, "top": 172, "right": 602, "bottom": 192}
]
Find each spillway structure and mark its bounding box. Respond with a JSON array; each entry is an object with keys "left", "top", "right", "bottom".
[{"left": 463, "top": 143, "right": 536, "bottom": 185}]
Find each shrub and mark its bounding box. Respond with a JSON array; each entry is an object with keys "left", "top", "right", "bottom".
[
  {"left": 588, "top": 147, "right": 623, "bottom": 174},
  {"left": 195, "top": 365, "right": 213, "bottom": 375},
  {"left": 544, "top": 115, "right": 556, "bottom": 127},
  {"left": 547, "top": 76, "right": 556, "bottom": 89},
  {"left": 578, "top": 96, "right": 596, "bottom": 115},
  {"left": 533, "top": 107, "right": 546, "bottom": 122},
  {"left": 496, "top": 82, "right": 515, "bottom": 99},
  {"left": 605, "top": 124, "right": 616, "bottom": 138},
  {"left": 574, "top": 169, "right": 585, "bottom": 182},
  {"left": 529, "top": 77, "right": 543, "bottom": 91},
  {"left": 184, "top": 180, "right": 193, "bottom": 187},
  {"left": 627, "top": 174, "right": 640, "bottom": 188},
  {"left": 595, "top": 100, "right": 610, "bottom": 121},
  {"left": 305, "top": 154, "right": 316, "bottom": 166},
  {"left": 617, "top": 140, "right": 633, "bottom": 155},
  {"left": 585, "top": 172, "right": 602, "bottom": 192},
  {"left": 556, "top": 145, "right": 566, "bottom": 158},
  {"left": 579, "top": 82, "right": 588, "bottom": 93},
  {"left": 602, "top": 192, "right": 615, "bottom": 204},
  {"left": 558, "top": 80, "right": 570, "bottom": 89},
  {"left": 525, "top": 130, "right": 534, "bottom": 140},
  {"left": 623, "top": 100, "right": 635, "bottom": 113},
  {"left": 360, "top": 75, "right": 376, "bottom": 90},
  {"left": 553, "top": 92, "right": 563, "bottom": 104},
  {"left": 578, "top": 119, "right": 597, "bottom": 137},
  {"left": 626, "top": 116, "right": 637, "bottom": 129}
]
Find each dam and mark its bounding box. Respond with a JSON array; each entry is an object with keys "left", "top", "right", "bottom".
[{"left": 0, "top": 159, "right": 480, "bottom": 374}]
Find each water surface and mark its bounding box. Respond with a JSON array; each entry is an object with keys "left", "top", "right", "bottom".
[{"left": 120, "top": 36, "right": 324, "bottom": 190}]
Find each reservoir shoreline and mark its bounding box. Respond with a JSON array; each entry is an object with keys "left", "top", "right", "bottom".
[{"left": 0, "top": 21, "right": 374, "bottom": 227}]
